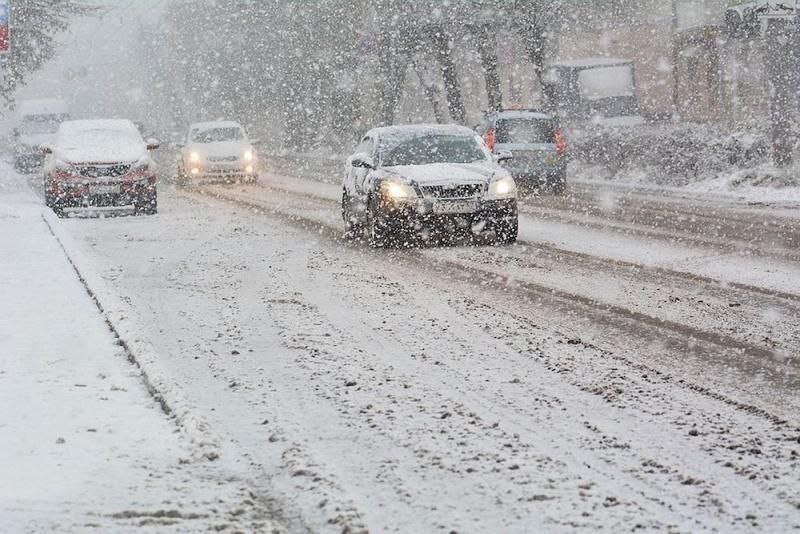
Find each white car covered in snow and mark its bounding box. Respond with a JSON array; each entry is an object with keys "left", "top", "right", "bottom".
[{"left": 177, "top": 121, "right": 258, "bottom": 183}]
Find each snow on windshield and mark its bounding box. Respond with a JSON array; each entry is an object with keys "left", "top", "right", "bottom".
[
  {"left": 191, "top": 127, "right": 244, "bottom": 143},
  {"left": 382, "top": 134, "right": 489, "bottom": 166}
]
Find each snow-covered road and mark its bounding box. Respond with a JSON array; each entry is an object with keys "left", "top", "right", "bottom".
[
  {"left": 40, "top": 167, "right": 800, "bottom": 532},
  {"left": 0, "top": 168, "right": 280, "bottom": 532}
]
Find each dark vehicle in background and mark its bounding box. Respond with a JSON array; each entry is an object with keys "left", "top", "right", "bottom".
[
  {"left": 341, "top": 124, "right": 518, "bottom": 247},
  {"left": 42, "top": 119, "right": 160, "bottom": 216},
  {"left": 12, "top": 99, "right": 70, "bottom": 173},
  {"left": 476, "top": 109, "right": 567, "bottom": 194},
  {"left": 542, "top": 58, "right": 645, "bottom": 126}
]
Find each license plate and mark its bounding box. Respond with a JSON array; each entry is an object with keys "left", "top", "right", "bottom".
[
  {"left": 433, "top": 201, "right": 477, "bottom": 214},
  {"left": 90, "top": 185, "right": 120, "bottom": 195}
]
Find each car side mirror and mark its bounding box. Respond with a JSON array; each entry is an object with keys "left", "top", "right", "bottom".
[
  {"left": 146, "top": 138, "right": 160, "bottom": 150},
  {"left": 41, "top": 144, "right": 53, "bottom": 155},
  {"left": 495, "top": 150, "right": 513, "bottom": 163},
  {"left": 351, "top": 153, "right": 375, "bottom": 169}
]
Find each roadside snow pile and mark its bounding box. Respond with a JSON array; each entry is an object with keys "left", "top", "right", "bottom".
[{"left": 571, "top": 123, "right": 800, "bottom": 193}]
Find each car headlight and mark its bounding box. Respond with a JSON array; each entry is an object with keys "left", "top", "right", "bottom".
[
  {"left": 189, "top": 151, "right": 200, "bottom": 163},
  {"left": 382, "top": 180, "right": 417, "bottom": 200},
  {"left": 243, "top": 149, "right": 254, "bottom": 162},
  {"left": 487, "top": 175, "right": 516, "bottom": 199}
]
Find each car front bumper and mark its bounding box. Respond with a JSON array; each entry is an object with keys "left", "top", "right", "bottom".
[
  {"left": 376, "top": 197, "right": 517, "bottom": 235},
  {"left": 47, "top": 179, "right": 156, "bottom": 208},
  {"left": 187, "top": 161, "right": 257, "bottom": 181}
]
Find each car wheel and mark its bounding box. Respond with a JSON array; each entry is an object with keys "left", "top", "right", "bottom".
[
  {"left": 176, "top": 166, "right": 188, "bottom": 186},
  {"left": 368, "top": 196, "right": 391, "bottom": 248},
  {"left": 551, "top": 172, "right": 567, "bottom": 195},
  {"left": 494, "top": 217, "right": 518, "bottom": 245},
  {"left": 342, "top": 191, "right": 364, "bottom": 240},
  {"left": 134, "top": 190, "right": 158, "bottom": 215}
]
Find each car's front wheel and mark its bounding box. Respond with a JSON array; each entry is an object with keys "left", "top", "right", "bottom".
[
  {"left": 367, "top": 196, "right": 392, "bottom": 248},
  {"left": 494, "top": 217, "right": 518, "bottom": 245},
  {"left": 342, "top": 191, "right": 365, "bottom": 241},
  {"left": 134, "top": 189, "right": 158, "bottom": 215}
]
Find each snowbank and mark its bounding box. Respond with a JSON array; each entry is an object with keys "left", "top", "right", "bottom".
[
  {"left": 41, "top": 210, "right": 221, "bottom": 461},
  {"left": 570, "top": 122, "right": 800, "bottom": 202}
]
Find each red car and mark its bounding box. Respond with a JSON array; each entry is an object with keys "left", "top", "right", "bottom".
[{"left": 42, "top": 119, "right": 160, "bottom": 216}]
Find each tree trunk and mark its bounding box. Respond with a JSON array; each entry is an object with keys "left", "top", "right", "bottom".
[
  {"left": 473, "top": 24, "right": 503, "bottom": 112},
  {"left": 764, "top": 19, "right": 799, "bottom": 167},
  {"left": 430, "top": 25, "right": 466, "bottom": 124}
]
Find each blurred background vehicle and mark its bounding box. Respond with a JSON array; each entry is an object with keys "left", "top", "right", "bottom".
[
  {"left": 11, "top": 98, "right": 70, "bottom": 174},
  {"left": 542, "top": 58, "right": 645, "bottom": 127},
  {"left": 176, "top": 121, "right": 258, "bottom": 184},
  {"left": 476, "top": 109, "right": 567, "bottom": 194},
  {"left": 42, "top": 119, "right": 159, "bottom": 216},
  {"left": 342, "top": 124, "right": 518, "bottom": 247}
]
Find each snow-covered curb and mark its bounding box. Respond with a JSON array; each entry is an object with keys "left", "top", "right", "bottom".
[{"left": 41, "top": 210, "right": 221, "bottom": 462}]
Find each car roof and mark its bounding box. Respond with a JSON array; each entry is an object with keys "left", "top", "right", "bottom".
[
  {"left": 366, "top": 123, "right": 477, "bottom": 142},
  {"left": 548, "top": 57, "right": 632, "bottom": 69},
  {"left": 190, "top": 121, "right": 243, "bottom": 131},
  {"left": 59, "top": 119, "right": 138, "bottom": 134}
]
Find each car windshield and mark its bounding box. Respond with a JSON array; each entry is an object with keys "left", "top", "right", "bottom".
[
  {"left": 495, "top": 118, "right": 555, "bottom": 144},
  {"left": 191, "top": 127, "right": 244, "bottom": 143},
  {"left": 381, "top": 134, "right": 489, "bottom": 166},
  {"left": 20, "top": 114, "right": 67, "bottom": 135},
  {"left": 61, "top": 128, "right": 142, "bottom": 149}
]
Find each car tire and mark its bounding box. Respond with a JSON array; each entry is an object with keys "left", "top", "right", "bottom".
[
  {"left": 367, "top": 196, "right": 391, "bottom": 248},
  {"left": 494, "top": 218, "right": 518, "bottom": 245},
  {"left": 551, "top": 172, "right": 567, "bottom": 195},
  {"left": 342, "top": 191, "right": 364, "bottom": 240},
  {"left": 134, "top": 190, "right": 158, "bottom": 215},
  {"left": 44, "top": 183, "right": 64, "bottom": 217}
]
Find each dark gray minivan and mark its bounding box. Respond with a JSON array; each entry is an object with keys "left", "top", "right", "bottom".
[{"left": 476, "top": 109, "right": 567, "bottom": 194}]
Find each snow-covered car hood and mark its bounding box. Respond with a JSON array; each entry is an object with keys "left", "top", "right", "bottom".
[
  {"left": 189, "top": 141, "right": 251, "bottom": 158},
  {"left": 55, "top": 140, "right": 147, "bottom": 164},
  {"left": 382, "top": 162, "right": 500, "bottom": 185}
]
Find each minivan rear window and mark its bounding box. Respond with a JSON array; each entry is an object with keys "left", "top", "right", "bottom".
[{"left": 495, "top": 118, "right": 554, "bottom": 144}]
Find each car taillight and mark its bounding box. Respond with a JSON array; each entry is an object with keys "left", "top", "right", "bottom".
[
  {"left": 484, "top": 128, "right": 496, "bottom": 153},
  {"left": 554, "top": 128, "right": 567, "bottom": 156}
]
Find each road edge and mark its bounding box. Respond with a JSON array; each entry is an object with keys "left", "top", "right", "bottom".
[{"left": 41, "top": 210, "right": 221, "bottom": 462}]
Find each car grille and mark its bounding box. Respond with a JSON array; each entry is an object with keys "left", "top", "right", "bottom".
[
  {"left": 76, "top": 164, "right": 131, "bottom": 178},
  {"left": 420, "top": 183, "right": 484, "bottom": 199},
  {"left": 208, "top": 156, "right": 238, "bottom": 162}
]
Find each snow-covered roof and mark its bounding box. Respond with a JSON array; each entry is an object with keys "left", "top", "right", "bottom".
[
  {"left": 17, "top": 98, "right": 69, "bottom": 117},
  {"left": 189, "top": 121, "right": 243, "bottom": 131},
  {"left": 549, "top": 57, "right": 633, "bottom": 69},
  {"left": 59, "top": 119, "right": 139, "bottom": 135},
  {"left": 368, "top": 124, "right": 477, "bottom": 144}
]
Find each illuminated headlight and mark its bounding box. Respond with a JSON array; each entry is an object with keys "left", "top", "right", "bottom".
[
  {"left": 382, "top": 181, "right": 417, "bottom": 200},
  {"left": 190, "top": 168, "right": 200, "bottom": 175},
  {"left": 243, "top": 149, "right": 254, "bottom": 162},
  {"left": 189, "top": 151, "right": 200, "bottom": 163},
  {"left": 487, "top": 175, "right": 517, "bottom": 199},
  {"left": 245, "top": 165, "right": 254, "bottom": 174}
]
